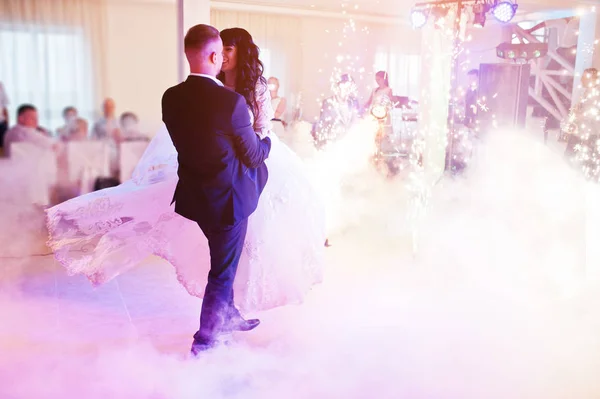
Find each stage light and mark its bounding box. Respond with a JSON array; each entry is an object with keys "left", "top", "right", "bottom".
[
  {"left": 411, "top": 9, "right": 428, "bottom": 29},
  {"left": 491, "top": 1, "right": 518, "bottom": 23},
  {"left": 496, "top": 42, "right": 548, "bottom": 61},
  {"left": 472, "top": 3, "right": 487, "bottom": 28}
]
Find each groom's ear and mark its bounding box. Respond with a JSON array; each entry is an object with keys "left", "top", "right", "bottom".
[{"left": 209, "top": 51, "right": 218, "bottom": 65}]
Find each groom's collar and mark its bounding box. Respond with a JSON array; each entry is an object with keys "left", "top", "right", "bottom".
[{"left": 188, "top": 73, "right": 223, "bottom": 87}]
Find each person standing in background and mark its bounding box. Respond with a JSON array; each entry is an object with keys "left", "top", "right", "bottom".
[
  {"left": 268, "top": 77, "right": 286, "bottom": 136},
  {"left": 464, "top": 69, "right": 479, "bottom": 128},
  {"left": 364, "top": 71, "right": 393, "bottom": 113},
  {"left": 312, "top": 74, "right": 360, "bottom": 148},
  {"left": 91, "top": 97, "right": 122, "bottom": 178},
  {"left": 268, "top": 77, "right": 287, "bottom": 120}
]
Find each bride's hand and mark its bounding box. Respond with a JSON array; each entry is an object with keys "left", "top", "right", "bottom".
[{"left": 256, "top": 128, "right": 271, "bottom": 140}]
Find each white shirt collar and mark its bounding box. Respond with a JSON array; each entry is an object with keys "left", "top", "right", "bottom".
[{"left": 189, "top": 73, "right": 223, "bottom": 86}]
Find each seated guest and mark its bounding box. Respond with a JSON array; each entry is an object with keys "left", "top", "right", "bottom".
[
  {"left": 4, "top": 104, "right": 57, "bottom": 157},
  {"left": 91, "top": 97, "right": 121, "bottom": 142},
  {"left": 61, "top": 118, "right": 88, "bottom": 141},
  {"left": 119, "top": 112, "right": 148, "bottom": 141},
  {"left": 56, "top": 106, "right": 78, "bottom": 138}
]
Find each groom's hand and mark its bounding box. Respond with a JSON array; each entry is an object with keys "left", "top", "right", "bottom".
[{"left": 230, "top": 95, "right": 271, "bottom": 168}]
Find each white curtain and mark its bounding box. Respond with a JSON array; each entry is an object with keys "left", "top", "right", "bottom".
[
  {"left": 211, "top": 10, "right": 302, "bottom": 120},
  {"left": 374, "top": 51, "right": 422, "bottom": 99},
  {"left": 0, "top": 0, "right": 107, "bottom": 132}
]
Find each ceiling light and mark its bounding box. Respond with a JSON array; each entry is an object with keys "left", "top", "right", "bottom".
[
  {"left": 492, "top": 1, "right": 518, "bottom": 23},
  {"left": 411, "top": 9, "right": 428, "bottom": 29}
]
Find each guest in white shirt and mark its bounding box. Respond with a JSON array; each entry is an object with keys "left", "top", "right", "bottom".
[
  {"left": 0, "top": 81, "right": 10, "bottom": 150},
  {"left": 56, "top": 106, "right": 78, "bottom": 138},
  {"left": 3, "top": 104, "right": 57, "bottom": 157},
  {"left": 91, "top": 98, "right": 122, "bottom": 142}
]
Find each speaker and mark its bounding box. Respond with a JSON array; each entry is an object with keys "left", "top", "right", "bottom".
[{"left": 478, "top": 63, "right": 530, "bottom": 133}]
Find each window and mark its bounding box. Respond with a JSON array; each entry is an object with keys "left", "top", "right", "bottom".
[
  {"left": 0, "top": 25, "right": 94, "bottom": 133},
  {"left": 374, "top": 51, "right": 422, "bottom": 99},
  {"left": 261, "top": 48, "right": 272, "bottom": 80},
  {"left": 260, "top": 47, "right": 289, "bottom": 110},
  {"left": 260, "top": 48, "right": 286, "bottom": 95}
]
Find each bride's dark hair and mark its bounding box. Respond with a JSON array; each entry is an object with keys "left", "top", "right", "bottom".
[{"left": 217, "top": 28, "right": 266, "bottom": 119}]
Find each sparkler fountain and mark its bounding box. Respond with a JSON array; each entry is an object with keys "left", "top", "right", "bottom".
[{"left": 407, "top": 0, "right": 518, "bottom": 255}]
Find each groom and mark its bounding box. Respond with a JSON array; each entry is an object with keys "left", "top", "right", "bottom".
[{"left": 162, "top": 24, "right": 271, "bottom": 354}]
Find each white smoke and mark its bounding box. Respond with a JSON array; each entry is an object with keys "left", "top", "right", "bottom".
[{"left": 1, "top": 129, "right": 600, "bottom": 398}]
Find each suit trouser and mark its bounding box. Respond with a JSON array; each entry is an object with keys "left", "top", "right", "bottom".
[{"left": 193, "top": 217, "right": 248, "bottom": 343}]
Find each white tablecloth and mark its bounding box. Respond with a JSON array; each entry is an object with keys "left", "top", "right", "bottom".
[
  {"left": 120, "top": 141, "right": 149, "bottom": 182},
  {"left": 66, "top": 141, "right": 110, "bottom": 194},
  {"left": 6, "top": 143, "right": 57, "bottom": 205}
]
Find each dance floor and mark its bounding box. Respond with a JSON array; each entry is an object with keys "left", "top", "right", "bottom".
[
  {"left": 2, "top": 133, "right": 600, "bottom": 398},
  {"left": 0, "top": 205, "right": 420, "bottom": 398}
]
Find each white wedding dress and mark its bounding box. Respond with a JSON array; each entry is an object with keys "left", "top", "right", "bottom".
[{"left": 46, "top": 81, "right": 327, "bottom": 313}]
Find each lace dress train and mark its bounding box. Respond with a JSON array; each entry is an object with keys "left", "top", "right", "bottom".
[{"left": 46, "top": 125, "right": 326, "bottom": 313}]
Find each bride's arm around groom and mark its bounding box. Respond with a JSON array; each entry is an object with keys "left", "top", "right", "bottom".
[{"left": 229, "top": 95, "right": 271, "bottom": 168}]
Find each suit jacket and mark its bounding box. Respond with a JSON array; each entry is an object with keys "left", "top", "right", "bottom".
[{"left": 162, "top": 75, "right": 271, "bottom": 227}]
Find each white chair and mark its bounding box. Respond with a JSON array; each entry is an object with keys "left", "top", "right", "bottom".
[
  {"left": 66, "top": 141, "right": 110, "bottom": 194},
  {"left": 119, "top": 141, "right": 149, "bottom": 182},
  {"left": 9, "top": 142, "right": 57, "bottom": 205}
]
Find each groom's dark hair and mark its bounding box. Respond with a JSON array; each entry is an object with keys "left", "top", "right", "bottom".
[{"left": 184, "top": 24, "right": 220, "bottom": 52}]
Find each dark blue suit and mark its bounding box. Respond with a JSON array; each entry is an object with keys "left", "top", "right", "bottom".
[{"left": 162, "top": 75, "right": 271, "bottom": 344}]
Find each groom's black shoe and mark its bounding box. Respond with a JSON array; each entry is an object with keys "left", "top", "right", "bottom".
[
  {"left": 223, "top": 316, "right": 260, "bottom": 332},
  {"left": 190, "top": 339, "right": 216, "bottom": 357}
]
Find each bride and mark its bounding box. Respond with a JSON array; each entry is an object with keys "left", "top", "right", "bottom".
[{"left": 46, "top": 27, "right": 326, "bottom": 313}]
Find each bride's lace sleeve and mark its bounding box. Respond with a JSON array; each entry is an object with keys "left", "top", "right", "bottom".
[{"left": 254, "top": 80, "right": 275, "bottom": 139}]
